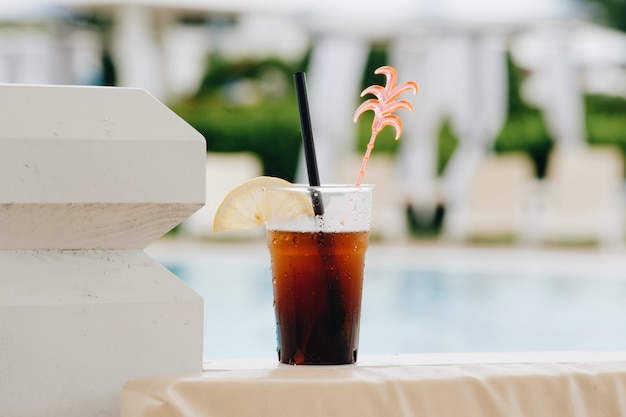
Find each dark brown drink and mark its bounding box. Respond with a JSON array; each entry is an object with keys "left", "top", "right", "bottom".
[{"left": 267, "top": 230, "right": 369, "bottom": 365}]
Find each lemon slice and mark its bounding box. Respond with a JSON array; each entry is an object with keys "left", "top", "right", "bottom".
[{"left": 213, "top": 176, "right": 314, "bottom": 233}]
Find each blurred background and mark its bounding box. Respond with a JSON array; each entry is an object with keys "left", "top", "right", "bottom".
[
  {"left": 7, "top": 0, "right": 626, "bottom": 358},
  {"left": 3, "top": 0, "right": 626, "bottom": 246}
]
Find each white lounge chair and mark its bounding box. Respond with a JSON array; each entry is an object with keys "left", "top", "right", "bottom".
[
  {"left": 534, "top": 145, "right": 625, "bottom": 247},
  {"left": 444, "top": 152, "right": 536, "bottom": 243},
  {"left": 179, "top": 152, "right": 263, "bottom": 239}
]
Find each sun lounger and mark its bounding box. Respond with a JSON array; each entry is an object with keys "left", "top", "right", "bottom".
[
  {"left": 444, "top": 152, "right": 536, "bottom": 243},
  {"left": 179, "top": 152, "right": 263, "bottom": 239},
  {"left": 534, "top": 145, "right": 625, "bottom": 246}
]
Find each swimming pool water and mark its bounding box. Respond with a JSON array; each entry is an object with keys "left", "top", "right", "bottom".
[{"left": 152, "top": 242, "right": 626, "bottom": 360}]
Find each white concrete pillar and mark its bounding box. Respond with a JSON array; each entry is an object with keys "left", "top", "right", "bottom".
[
  {"left": 541, "top": 30, "right": 586, "bottom": 148},
  {"left": 112, "top": 4, "right": 167, "bottom": 100},
  {"left": 0, "top": 85, "right": 206, "bottom": 417},
  {"left": 390, "top": 35, "right": 444, "bottom": 218}
]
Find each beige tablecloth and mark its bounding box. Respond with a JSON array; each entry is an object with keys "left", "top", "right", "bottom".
[{"left": 121, "top": 352, "right": 626, "bottom": 417}]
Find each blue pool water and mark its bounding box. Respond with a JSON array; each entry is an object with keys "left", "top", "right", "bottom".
[{"left": 151, "top": 242, "right": 626, "bottom": 360}]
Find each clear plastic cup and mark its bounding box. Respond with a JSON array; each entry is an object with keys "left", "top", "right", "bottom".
[{"left": 265, "top": 184, "right": 373, "bottom": 365}]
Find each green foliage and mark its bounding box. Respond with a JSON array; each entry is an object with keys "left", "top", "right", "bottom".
[
  {"left": 355, "top": 111, "right": 401, "bottom": 154},
  {"left": 172, "top": 98, "right": 302, "bottom": 181},
  {"left": 585, "top": 0, "right": 626, "bottom": 32},
  {"left": 494, "top": 110, "right": 553, "bottom": 177},
  {"left": 196, "top": 55, "right": 301, "bottom": 99},
  {"left": 493, "top": 53, "right": 553, "bottom": 177},
  {"left": 172, "top": 45, "right": 404, "bottom": 183},
  {"left": 171, "top": 56, "right": 306, "bottom": 181},
  {"left": 493, "top": 55, "right": 626, "bottom": 179},
  {"left": 585, "top": 94, "right": 626, "bottom": 156},
  {"left": 172, "top": 46, "right": 626, "bottom": 186},
  {"left": 359, "top": 44, "right": 389, "bottom": 91},
  {"left": 505, "top": 52, "right": 528, "bottom": 116},
  {"left": 437, "top": 120, "right": 459, "bottom": 175},
  {"left": 586, "top": 93, "right": 626, "bottom": 114}
]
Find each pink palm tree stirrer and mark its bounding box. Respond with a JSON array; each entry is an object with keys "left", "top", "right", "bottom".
[{"left": 353, "top": 66, "right": 418, "bottom": 186}]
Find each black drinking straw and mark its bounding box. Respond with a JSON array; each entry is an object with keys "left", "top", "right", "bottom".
[{"left": 294, "top": 72, "right": 324, "bottom": 216}]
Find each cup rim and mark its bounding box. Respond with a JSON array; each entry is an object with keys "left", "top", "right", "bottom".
[{"left": 275, "top": 183, "right": 375, "bottom": 192}]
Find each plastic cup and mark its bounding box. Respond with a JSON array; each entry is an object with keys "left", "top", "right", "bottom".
[{"left": 265, "top": 184, "right": 373, "bottom": 365}]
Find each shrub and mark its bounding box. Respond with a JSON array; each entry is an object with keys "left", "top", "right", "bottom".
[
  {"left": 172, "top": 98, "right": 302, "bottom": 181},
  {"left": 586, "top": 95, "right": 626, "bottom": 158}
]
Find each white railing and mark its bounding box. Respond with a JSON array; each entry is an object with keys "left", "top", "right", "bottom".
[{"left": 0, "top": 84, "right": 206, "bottom": 417}]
